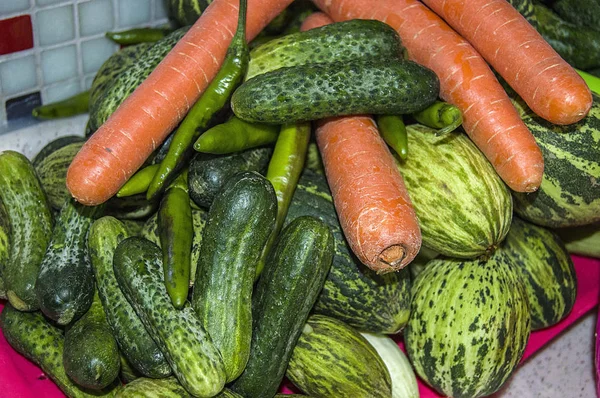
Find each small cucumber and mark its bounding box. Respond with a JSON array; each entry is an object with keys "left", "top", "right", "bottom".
[
  {"left": 113, "top": 237, "right": 226, "bottom": 397},
  {"left": 63, "top": 290, "right": 121, "bottom": 390},
  {"left": 116, "top": 377, "right": 191, "bottom": 397},
  {"left": 0, "top": 304, "right": 120, "bottom": 397},
  {"left": 231, "top": 216, "right": 334, "bottom": 398},
  {"left": 232, "top": 59, "right": 440, "bottom": 124},
  {"left": 36, "top": 198, "right": 102, "bottom": 325},
  {"left": 192, "top": 171, "right": 277, "bottom": 382},
  {"left": 0, "top": 199, "right": 10, "bottom": 299},
  {"left": 246, "top": 19, "right": 404, "bottom": 80},
  {"left": 88, "top": 216, "right": 171, "bottom": 378},
  {"left": 0, "top": 151, "right": 53, "bottom": 311}
]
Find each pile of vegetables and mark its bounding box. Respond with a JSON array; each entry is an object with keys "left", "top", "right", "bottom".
[{"left": 4, "top": 0, "right": 600, "bottom": 397}]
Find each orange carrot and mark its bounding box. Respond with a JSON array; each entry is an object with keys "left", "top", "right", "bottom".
[
  {"left": 66, "top": 0, "right": 293, "bottom": 206},
  {"left": 312, "top": 0, "right": 544, "bottom": 193},
  {"left": 299, "top": 11, "right": 333, "bottom": 31},
  {"left": 422, "top": 0, "right": 592, "bottom": 125},
  {"left": 315, "top": 116, "right": 422, "bottom": 273}
]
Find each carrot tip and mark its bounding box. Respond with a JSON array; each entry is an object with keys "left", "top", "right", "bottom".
[{"left": 376, "top": 245, "right": 406, "bottom": 273}]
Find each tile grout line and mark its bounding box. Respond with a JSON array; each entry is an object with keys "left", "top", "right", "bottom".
[{"left": 73, "top": 0, "right": 85, "bottom": 94}]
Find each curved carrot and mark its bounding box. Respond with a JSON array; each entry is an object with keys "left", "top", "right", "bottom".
[
  {"left": 299, "top": 11, "right": 333, "bottom": 31},
  {"left": 312, "top": 0, "right": 544, "bottom": 193},
  {"left": 422, "top": 0, "right": 592, "bottom": 125},
  {"left": 316, "top": 116, "right": 421, "bottom": 274},
  {"left": 66, "top": 0, "right": 293, "bottom": 206}
]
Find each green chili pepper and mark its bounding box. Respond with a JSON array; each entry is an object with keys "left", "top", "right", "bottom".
[
  {"left": 31, "top": 91, "right": 89, "bottom": 120},
  {"left": 158, "top": 172, "right": 193, "bottom": 309},
  {"left": 117, "top": 164, "right": 160, "bottom": 197},
  {"left": 412, "top": 101, "right": 463, "bottom": 135},
  {"left": 105, "top": 27, "right": 171, "bottom": 45},
  {"left": 377, "top": 114, "right": 408, "bottom": 160},
  {"left": 255, "top": 122, "right": 311, "bottom": 278},
  {"left": 193, "top": 116, "right": 279, "bottom": 154},
  {"left": 147, "top": 0, "right": 249, "bottom": 200}
]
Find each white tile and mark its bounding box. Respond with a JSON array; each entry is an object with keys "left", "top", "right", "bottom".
[
  {"left": 84, "top": 74, "right": 95, "bottom": 90},
  {"left": 35, "top": 0, "right": 68, "bottom": 6},
  {"left": 118, "top": 0, "right": 151, "bottom": 27},
  {"left": 40, "top": 44, "right": 77, "bottom": 84},
  {"left": 81, "top": 37, "right": 118, "bottom": 74},
  {"left": 78, "top": 0, "right": 114, "bottom": 37},
  {"left": 43, "top": 78, "right": 81, "bottom": 103},
  {"left": 155, "top": 0, "right": 169, "bottom": 19},
  {"left": 0, "top": 55, "right": 37, "bottom": 95},
  {"left": 0, "top": 0, "right": 31, "bottom": 14},
  {"left": 35, "top": 5, "right": 75, "bottom": 46}
]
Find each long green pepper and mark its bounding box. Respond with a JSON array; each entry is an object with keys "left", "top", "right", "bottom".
[
  {"left": 255, "top": 122, "right": 311, "bottom": 278},
  {"left": 193, "top": 116, "right": 280, "bottom": 154},
  {"left": 412, "top": 100, "right": 463, "bottom": 135},
  {"left": 32, "top": 90, "right": 89, "bottom": 120},
  {"left": 147, "top": 0, "right": 250, "bottom": 200},
  {"left": 105, "top": 27, "right": 171, "bottom": 45},
  {"left": 377, "top": 114, "right": 408, "bottom": 160}
]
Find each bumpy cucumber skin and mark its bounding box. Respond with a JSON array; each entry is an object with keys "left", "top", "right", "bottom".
[
  {"left": 0, "top": 199, "right": 10, "bottom": 299},
  {"left": 113, "top": 237, "right": 226, "bottom": 397},
  {"left": 63, "top": 291, "right": 121, "bottom": 390},
  {"left": 0, "top": 304, "right": 120, "bottom": 397},
  {"left": 246, "top": 19, "right": 404, "bottom": 80},
  {"left": 35, "top": 199, "right": 101, "bottom": 325},
  {"left": 192, "top": 172, "right": 277, "bottom": 382},
  {"left": 232, "top": 60, "right": 440, "bottom": 124},
  {"left": 0, "top": 150, "right": 53, "bottom": 311},
  {"left": 89, "top": 216, "right": 171, "bottom": 378}
]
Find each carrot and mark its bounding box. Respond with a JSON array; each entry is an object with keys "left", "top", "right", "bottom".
[
  {"left": 315, "top": 116, "right": 421, "bottom": 273},
  {"left": 66, "top": 0, "right": 293, "bottom": 206},
  {"left": 299, "top": 11, "right": 333, "bottom": 31},
  {"left": 312, "top": 0, "right": 544, "bottom": 193},
  {"left": 422, "top": 0, "right": 592, "bottom": 125}
]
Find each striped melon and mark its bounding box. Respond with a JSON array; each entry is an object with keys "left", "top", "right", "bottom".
[
  {"left": 502, "top": 216, "right": 577, "bottom": 330},
  {"left": 168, "top": 0, "right": 209, "bottom": 26},
  {"left": 510, "top": 93, "right": 600, "bottom": 228},
  {"left": 405, "top": 250, "right": 530, "bottom": 398},
  {"left": 396, "top": 124, "right": 513, "bottom": 259}
]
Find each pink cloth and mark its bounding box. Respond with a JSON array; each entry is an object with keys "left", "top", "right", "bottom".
[{"left": 1, "top": 256, "right": 598, "bottom": 397}]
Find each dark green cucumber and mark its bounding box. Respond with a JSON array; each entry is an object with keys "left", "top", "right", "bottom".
[
  {"left": 88, "top": 27, "right": 189, "bottom": 133},
  {"left": 192, "top": 171, "right": 277, "bottom": 382},
  {"left": 510, "top": 91, "right": 600, "bottom": 227},
  {"left": 32, "top": 135, "right": 85, "bottom": 168},
  {"left": 0, "top": 150, "right": 53, "bottom": 311},
  {"left": 0, "top": 199, "right": 10, "bottom": 299},
  {"left": 35, "top": 141, "right": 85, "bottom": 209},
  {"left": 88, "top": 216, "right": 171, "bottom": 378},
  {"left": 142, "top": 207, "right": 207, "bottom": 285},
  {"left": 555, "top": 223, "right": 600, "bottom": 258},
  {"left": 286, "top": 315, "right": 392, "bottom": 398},
  {"left": 231, "top": 216, "right": 334, "bottom": 398},
  {"left": 116, "top": 377, "right": 242, "bottom": 398},
  {"left": 285, "top": 169, "right": 412, "bottom": 334},
  {"left": 232, "top": 59, "right": 440, "bottom": 124},
  {"left": 36, "top": 198, "right": 102, "bottom": 325},
  {"left": 113, "top": 237, "right": 226, "bottom": 397},
  {"left": 63, "top": 290, "right": 121, "bottom": 390},
  {"left": 246, "top": 19, "right": 404, "bottom": 80},
  {"left": 502, "top": 217, "right": 577, "bottom": 330},
  {"left": 405, "top": 250, "right": 531, "bottom": 398},
  {"left": 534, "top": 4, "right": 600, "bottom": 70},
  {"left": 551, "top": 0, "right": 600, "bottom": 29},
  {"left": 188, "top": 146, "right": 272, "bottom": 208},
  {"left": 0, "top": 304, "right": 120, "bottom": 397}
]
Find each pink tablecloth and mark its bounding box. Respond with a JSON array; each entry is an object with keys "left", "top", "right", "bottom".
[{"left": 1, "top": 255, "right": 599, "bottom": 398}]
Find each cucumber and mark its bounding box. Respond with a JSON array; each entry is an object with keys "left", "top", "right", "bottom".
[
  {"left": 246, "top": 19, "right": 404, "bottom": 80},
  {"left": 35, "top": 141, "right": 85, "bottom": 209},
  {"left": 119, "top": 355, "right": 142, "bottom": 383},
  {"left": 168, "top": 0, "right": 209, "bottom": 26},
  {"left": 32, "top": 135, "right": 85, "bottom": 168},
  {"left": 405, "top": 250, "right": 531, "bottom": 398},
  {"left": 0, "top": 304, "right": 120, "bottom": 397},
  {"left": 88, "top": 216, "right": 171, "bottom": 378},
  {"left": 116, "top": 377, "right": 243, "bottom": 398},
  {"left": 63, "top": 290, "right": 121, "bottom": 390},
  {"left": 507, "top": 0, "right": 537, "bottom": 28},
  {"left": 188, "top": 146, "right": 272, "bottom": 208},
  {"left": 0, "top": 199, "right": 10, "bottom": 299},
  {"left": 555, "top": 223, "right": 600, "bottom": 258},
  {"left": 285, "top": 169, "right": 412, "bottom": 334},
  {"left": 396, "top": 124, "right": 513, "bottom": 258},
  {"left": 551, "top": 0, "right": 600, "bottom": 29},
  {"left": 113, "top": 237, "right": 226, "bottom": 397},
  {"left": 231, "top": 216, "right": 334, "bottom": 398},
  {"left": 142, "top": 207, "right": 207, "bottom": 285},
  {"left": 192, "top": 171, "right": 277, "bottom": 382},
  {"left": 286, "top": 315, "right": 392, "bottom": 398},
  {"left": 232, "top": 59, "right": 439, "bottom": 124},
  {"left": 36, "top": 198, "right": 102, "bottom": 325},
  {"left": 0, "top": 150, "right": 53, "bottom": 311},
  {"left": 502, "top": 217, "right": 577, "bottom": 330}
]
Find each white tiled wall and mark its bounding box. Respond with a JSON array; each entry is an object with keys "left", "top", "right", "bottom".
[{"left": 0, "top": 0, "right": 171, "bottom": 130}]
